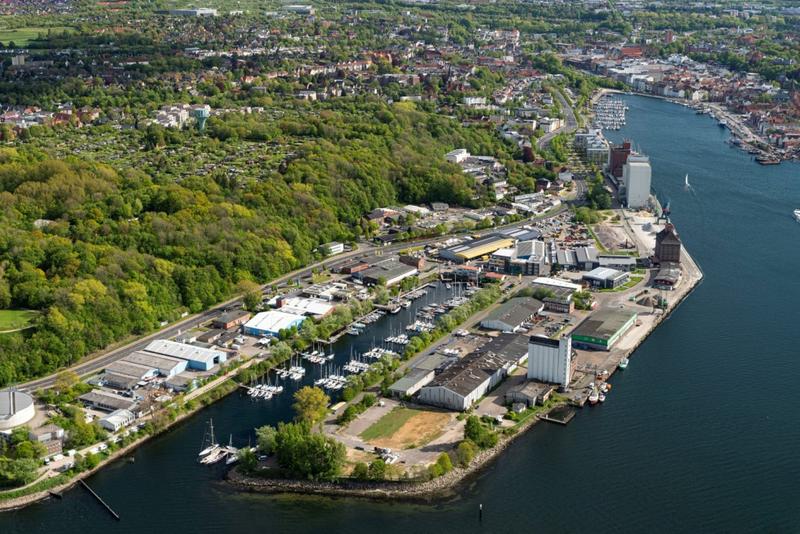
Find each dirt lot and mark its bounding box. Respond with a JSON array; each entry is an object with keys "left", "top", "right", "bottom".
[{"left": 364, "top": 408, "right": 454, "bottom": 450}]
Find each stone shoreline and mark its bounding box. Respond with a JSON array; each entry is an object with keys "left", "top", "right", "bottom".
[
  {"left": 227, "top": 253, "right": 704, "bottom": 501},
  {"left": 227, "top": 410, "right": 547, "bottom": 500}
]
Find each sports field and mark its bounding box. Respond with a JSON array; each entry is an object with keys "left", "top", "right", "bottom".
[{"left": 0, "top": 27, "right": 72, "bottom": 46}]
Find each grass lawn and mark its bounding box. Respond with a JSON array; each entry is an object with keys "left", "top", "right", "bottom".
[
  {"left": 0, "top": 27, "right": 73, "bottom": 46},
  {"left": 360, "top": 407, "right": 420, "bottom": 441},
  {"left": 0, "top": 310, "right": 39, "bottom": 331}
]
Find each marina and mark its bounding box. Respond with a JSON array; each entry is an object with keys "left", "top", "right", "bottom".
[
  {"left": 4, "top": 96, "right": 800, "bottom": 533},
  {"left": 592, "top": 97, "right": 628, "bottom": 130}
]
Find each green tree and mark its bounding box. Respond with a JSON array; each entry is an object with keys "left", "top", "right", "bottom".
[
  {"left": 368, "top": 459, "right": 386, "bottom": 480},
  {"left": 255, "top": 425, "right": 277, "bottom": 454},
  {"left": 352, "top": 462, "right": 369, "bottom": 480},
  {"left": 455, "top": 440, "right": 478, "bottom": 467},
  {"left": 238, "top": 280, "right": 262, "bottom": 312},
  {"left": 237, "top": 447, "right": 258, "bottom": 472},
  {"left": 292, "top": 386, "right": 330, "bottom": 426}
]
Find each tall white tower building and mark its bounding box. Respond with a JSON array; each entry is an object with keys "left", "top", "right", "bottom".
[
  {"left": 623, "top": 154, "right": 652, "bottom": 209},
  {"left": 527, "top": 335, "right": 573, "bottom": 387}
]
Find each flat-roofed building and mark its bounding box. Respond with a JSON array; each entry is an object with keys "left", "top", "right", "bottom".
[
  {"left": 213, "top": 310, "right": 252, "bottom": 330},
  {"left": 505, "top": 381, "right": 554, "bottom": 407},
  {"left": 583, "top": 267, "right": 629, "bottom": 289},
  {"left": 29, "top": 424, "right": 65, "bottom": 443},
  {"left": 243, "top": 310, "right": 306, "bottom": 337},
  {"left": 99, "top": 409, "right": 136, "bottom": 432},
  {"left": 79, "top": 390, "right": 136, "bottom": 413},
  {"left": 354, "top": 258, "right": 418, "bottom": 287},
  {"left": 439, "top": 235, "right": 515, "bottom": 263},
  {"left": 144, "top": 340, "right": 227, "bottom": 372},
  {"left": 320, "top": 241, "right": 344, "bottom": 256},
  {"left": 623, "top": 154, "right": 651, "bottom": 208},
  {"left": 530, "top": 282, "right": 576, "bottom": 314},
  {"left": 528, "top": 335, "right": 573, "bottom": 387},
  {"left": 105, "top": 361, "right": 158, "bottom": 381},
  {"left": 102, "top": 373, "right": 140, "bottom": 391},
  {"left": 571, "top": 310, "right": 638, "bottom": 351},
  {"left": 531, "top": 277, "right": 583, "bottom": 293},
  {"left": 277, "top": 296, "right": 335, "bottom": 318},
  {"left": 488, "top": 240, "right": 549, "bottom": 276},
  {"left": 122, "top": 351, "right": 187, "bottom": 378},
  {"left": 480, "top": 297, "right": 543, "bottom": 333},
  {"left": 598, "top": 255, "right": 637, "bottom": 271},
  {"left": 0, "top": 390, "right": 35, "bottom": 430}
]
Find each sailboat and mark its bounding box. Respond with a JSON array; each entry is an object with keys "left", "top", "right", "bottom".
[
  {"left": 198, "top": 419, "right": 220, "bottom": 458},
  {"left": 684, "top": 173, "right": 690, "bottom": 190}
]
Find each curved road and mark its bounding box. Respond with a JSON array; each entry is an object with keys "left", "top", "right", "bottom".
[
  {"left": 537, "top": 88, "right": 579, "bottom": 150},
  {"left": 17, "top": 206, "right": 575, "bottom": 393}
]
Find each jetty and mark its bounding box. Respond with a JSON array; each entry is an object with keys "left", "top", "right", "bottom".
[{"left": 79, "top": 480, "right": 120, "bottom": 521}]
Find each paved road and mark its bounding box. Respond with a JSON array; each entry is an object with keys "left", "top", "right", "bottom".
[
  {"left": 536, "top": 89, "right": 579, "bottom": 150},
  {"left": 18, "top": 212, "right": 567, "bottom": 392}
]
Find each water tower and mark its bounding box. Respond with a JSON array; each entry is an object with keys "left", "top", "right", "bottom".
[{"left": 192, "top": 107, "right": 211, "bottom": 131}]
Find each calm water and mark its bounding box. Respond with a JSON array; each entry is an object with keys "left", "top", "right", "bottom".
[{"left": 5, "top": 96, "right": 800, "bottom": 533}]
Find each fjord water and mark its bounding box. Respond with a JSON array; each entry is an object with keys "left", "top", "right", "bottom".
[{"left": 5, "top": 95, "right": 800, "bottom": 533}]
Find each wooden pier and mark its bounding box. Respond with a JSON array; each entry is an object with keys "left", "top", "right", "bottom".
[
  {"left": 79, "top": 480, "right": 120, "bottom": 521},
  {"left": 539, "top": 406, "right": 576, "bottom": 426}
]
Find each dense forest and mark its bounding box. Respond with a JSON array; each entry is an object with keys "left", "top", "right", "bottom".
[{"left": 0, "top": 102, "right": 511, "bottom": 385}]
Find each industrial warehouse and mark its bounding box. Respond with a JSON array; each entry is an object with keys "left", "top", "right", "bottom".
[{"left": 571, "top": 310, "right": 638, "bottom": 351}]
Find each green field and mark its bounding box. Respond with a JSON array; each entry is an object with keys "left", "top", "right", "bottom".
[
  {"left": 359, "top": 407, "right": 421, "bottom": 441},
  {"left": 0, "top": 310, "right": 38, "bottom": 332},
  {"left": 0, "top": 27, "right": 72, "bottom": 46}
]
